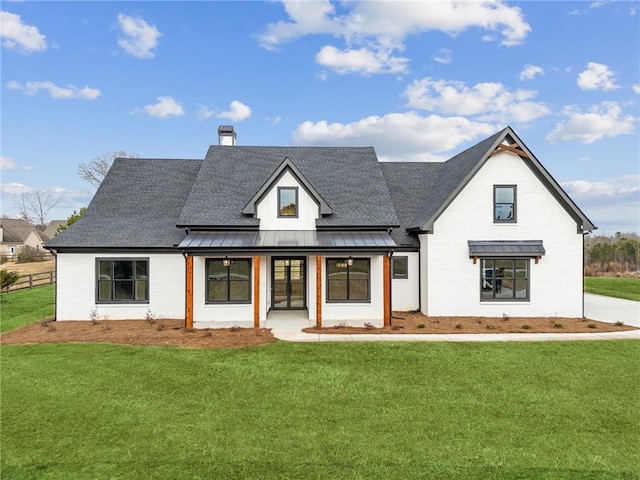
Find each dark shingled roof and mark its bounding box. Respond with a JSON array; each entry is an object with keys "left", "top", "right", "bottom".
[
  {"left": 407, "top": 129, "right": 506, "bottom": 232},
  {"left": 46, "top": 127, "right": 595, "bottom": 250},
  {"left": 178, "top": 146, "right": 399, "bottom": 228},
  {"left": 46, "top": 158, "right": 202, "bottom": 249},
  {"left": 379, "top": 162, "right": 445, "bottom": 247}
]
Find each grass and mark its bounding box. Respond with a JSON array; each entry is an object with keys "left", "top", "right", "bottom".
[
  {"left": 2, "top": 341, "right": 639, "bottom": 479},
  {"left": 585, "top": 276, "right": 640, "bottom": 302},
  {"left": 0, "top": 285, "right": 54, "bottom": 333}
]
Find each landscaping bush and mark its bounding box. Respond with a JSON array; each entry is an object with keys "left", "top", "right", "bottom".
[
  {"left": 16, "top": 246, "right": 47, "bottom": 263},
  {"left": 0, "top": 270, "right": 21, "bottom": 292}
]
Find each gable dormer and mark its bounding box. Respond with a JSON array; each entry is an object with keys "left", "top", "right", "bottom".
[{"left": 242, "top": 157, "right": 332, "bottom": 230}]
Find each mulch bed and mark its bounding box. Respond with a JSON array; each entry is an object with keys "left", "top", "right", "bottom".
[
  {"left": 302, "top": 311, "right": 638, "bottom": 334},
  {"left": 0, "top": 319, "right": 277, "bottom": 349},
  {"left": 1, "top": 312, "right": 636, "bottom": 349}
]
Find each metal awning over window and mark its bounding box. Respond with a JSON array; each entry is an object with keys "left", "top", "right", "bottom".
[
  {"left": 468, "top": 240, "right": 545, "bottom": 257},
  {"left": 179, "top": 230, "right": 396, "bottom": 254}
]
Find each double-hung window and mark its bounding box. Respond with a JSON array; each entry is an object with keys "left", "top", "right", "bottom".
[
  {"left": 480, "top": 258, "right": 529, "bottom": 300},
  {"left": 326, "top": 258, "right": 370, "bottom": 302},
  {"left": 278, "top": 187, "right": 298, "bottom": 217},
  {"left": 206, "top": 258, "right": 251, "bottom": 303},
  {"left": 392, "top": 256, "right": 408, "bottom": 279},
  {"left": 494, "top": 185, "right": 516, "bottom": 222},
  {"left": 97, "top": 258, "right": 149, "bottom": 303}
]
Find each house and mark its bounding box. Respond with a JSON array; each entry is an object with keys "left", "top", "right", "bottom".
[
  {"left": 46, "top": 126, "right": 595, "bottom": 328},
  {"left": 0, "top": 218, "right": 50, "bottom": 261}
]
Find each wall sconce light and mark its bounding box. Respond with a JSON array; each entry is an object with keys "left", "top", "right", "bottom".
[
  {"left": 346, "top": 257, "right": 354, "bottom": 266},
  {"left": 222, "top": 257, "right": 231, "bottom": 267},
  {"left": 284, "top": 259, "right": 290, "bottom": 267}
]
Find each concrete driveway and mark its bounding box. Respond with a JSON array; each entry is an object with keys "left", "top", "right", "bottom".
[{"left": 584, "top": 293, "right": 640, "bottom": 328}]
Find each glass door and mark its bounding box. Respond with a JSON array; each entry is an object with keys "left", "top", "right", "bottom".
[{"left": 272, "top": 257, "right": 306, "bottom": 309}]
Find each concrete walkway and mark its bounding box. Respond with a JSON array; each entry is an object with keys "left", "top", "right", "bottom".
[{"left": 269, "top": 296, "right": 640, "bottom": 342}]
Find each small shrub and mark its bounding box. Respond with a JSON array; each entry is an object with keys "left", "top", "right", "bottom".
[
  {"left": 0, "top": 269, "right": 21, "bottom": 292},
  {"left": 230, "top": 325, "right": 241, "bottom": 332},
  {"left": 455, "top": 323, "right": 463, "bottom": 329},
  {"left": 145, "top": 309, "right": 156, "bottom": 323},
  {"left": 486, "top": 324, "right": 496, "bottom": 330},
  {"left": 553, "top": 322, "right": 564, "bottom": 329},
  {"left": 17, "top": 245, "right": 46, "bottom": 263},
  {"left": 417, "top": 323, "right": 425, "bottom": 329},
  {"left": 502, "top": 313, "right": 510, "bottom": 321},
  {"left": 335, "top": 321, "right": 348, "bottom": 328},
  {"left": 521, "top": 324, "right": 531, "bottom": 330},
  {"left": 587, "top": 323, "right": 597, "bottom": 329},
  {"left": 89, "top": 307, "right": 100, "bottom": 323},
  {"left": 615, "top": 321, "right": 625, "bottom": 326},
  {"left": 157, "top": 323, "right": 166, "bottom": 332},
  {"left": 364, "top": 322, "right": 375, "bottom": 329}
]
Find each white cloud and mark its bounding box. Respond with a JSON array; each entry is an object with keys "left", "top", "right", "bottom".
[
  {"left": 117, "top": 13, "right": 162, "bottom": 59},
  {"left": 433, "top": 48, "right": 452, "bottom": 65},
  {"left": 315, "top": 45, "right": 409, "bottom": 75},
  {"left": 577, "top": 62, "right": 618, "bottom": 91},
  {"left": 0, "top": 156, "right": 18, "bottom": 170},
  {"left": 197, "top": 105, "right": 215, "bottom": 120},
  {"left": 260, "top": 1, "right": 530, "bottom": 75},
  {"left": 546, "top": 101, "right": 634, "bottom": 143},
  {"left": 0, "top": 11, "right": 47, "bottom": 54},
  {"left": 141, "top": 96, "right": 185, "bottom": 118},
  {"left": 404, "top": 77, "right": 549, "bottom": 123},
  {"left": 633, "top": 84, "right": 640, "bottom": 94},
  {"left": 217, "top": 100, "right": 252, "bottom": 122},
  {"left": 562, "top": 176, "right": 640, "bottom": 233},
  {"left": 292, "top": 112, "right": 496, "bottom": 162},
  {"left": 7, "top": 80, "right": 101, "bottom": 100},
  {"left": 1, "top": 182, "right": 33, "bottom": 195},
  {"left": 519, "top": 64, "right": 544, "bottom": 80}
]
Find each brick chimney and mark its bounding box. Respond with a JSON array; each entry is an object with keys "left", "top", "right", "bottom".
[{"left": 218, "top": 125, "right": 237, "bottom": 146}]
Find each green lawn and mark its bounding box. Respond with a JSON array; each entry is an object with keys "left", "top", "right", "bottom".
[
  {"left": 2, "top": 341, "right": 639, "bottom": 479},
  {"left": 585, "top": 276, "right": 640, "bottom": 302},
  {"left": 0, "top": 285, "right": 54, "bottom": 333}
]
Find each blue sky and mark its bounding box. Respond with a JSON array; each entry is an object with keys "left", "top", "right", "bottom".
[{"left": 1, "top": 1, "right": 638, "bottom": 234}]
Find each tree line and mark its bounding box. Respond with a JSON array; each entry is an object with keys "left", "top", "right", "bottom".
[{"left": 584, "top": 233, "right": 640, "bottom": 276}]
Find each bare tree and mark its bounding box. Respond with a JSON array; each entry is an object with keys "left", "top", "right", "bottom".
[
  {"left": 14, "top": 189, "right": 58, "bottom": 227},
  {"left": 14, "top": 189, "right": 34, "bottom": 224},
  {"left": 78, "top": 151, "right": 139, "bottom": 189}
]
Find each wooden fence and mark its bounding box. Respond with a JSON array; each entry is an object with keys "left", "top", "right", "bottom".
[{"left": 8, "top": 271, "right": 56, "bottom": 291}]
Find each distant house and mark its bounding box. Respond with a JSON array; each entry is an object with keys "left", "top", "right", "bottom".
[
  {"left": 47, "top": 126, "right": 595, "bottom": 327},
  {"left": 44, "top": 220, "right": 67, "bottom": 239},
  {"left": 0, "top": 218, "right": 51, "bottom": 261}
]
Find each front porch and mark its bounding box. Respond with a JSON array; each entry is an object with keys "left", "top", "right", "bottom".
[{"left": 183, "top": 251, "right": 392, "bottom": 329}]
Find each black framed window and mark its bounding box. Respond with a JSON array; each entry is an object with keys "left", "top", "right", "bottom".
[
  {"left": 206, "top": 258, "right": 251, "bottom": 303},
  {"left": 327, "top": 258, "right": 370, "bottom": 302},
  {"left": 494, "top": 185, "right": 516, "bottom": 222},
  {"left": 480, "top": 258, "right": 529, "bottom": 301},
  {"left": 392, "top": 256, "right": 408, "bottom": 279},
  {"left": 96, "top": 258, "right": 148, "bottom": 303},
  {"left": 278, "top": 187, "right": 298, "bottom": 217}
]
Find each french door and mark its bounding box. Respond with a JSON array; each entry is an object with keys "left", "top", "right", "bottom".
[{"left": 272, "top": 257, "right": 306, "bottom": 309}]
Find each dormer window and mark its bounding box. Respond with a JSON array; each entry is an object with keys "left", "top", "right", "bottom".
[
  {"left": 278, "top": 187, "right": 298, "bottom": 217},
  {"left": 494, "top": 185, "right": 516, "bottom": 223}
]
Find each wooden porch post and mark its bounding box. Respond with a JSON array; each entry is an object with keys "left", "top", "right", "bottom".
[
  {"left": 383, "top": 254, "right": 391, "bottom": 327},
  {"left": 253, "top": 255, "right": 260, "bottom": 328},
  {"left": 185, "top": 255, "right": 194, "bottom": 329},
  {"left": 316, "top": 255, "right": 322, "bottom": 328}
]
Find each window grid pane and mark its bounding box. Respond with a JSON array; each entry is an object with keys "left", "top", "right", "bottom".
[
  {"left": 96, "top": 259, "right": 148, "bottom": 303},
  {"left": 327, "top": 258, "right": 370, "bottom": 302},
  {"left": 480, "top": 258, "right": 528, "bottom": 301},
  {"left": 206, "top": 259, "right": 251, "bottom": 303}
]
